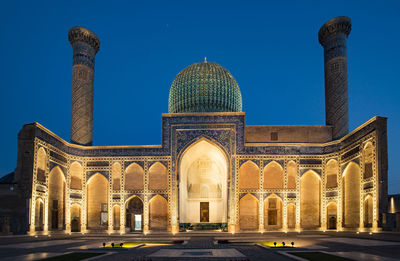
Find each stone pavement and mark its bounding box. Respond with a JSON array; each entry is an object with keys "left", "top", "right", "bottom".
[{"left": 0, "top": 231, "right": 399, "bottom": 260}]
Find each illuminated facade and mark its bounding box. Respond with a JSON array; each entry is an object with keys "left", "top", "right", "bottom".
[{"left": 0, "top": 16, "right": 389, "bottom": 234}]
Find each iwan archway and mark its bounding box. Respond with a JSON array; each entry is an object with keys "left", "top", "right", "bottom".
[{"left": 179, "top": 139, "right": 228, "bottom": 227}]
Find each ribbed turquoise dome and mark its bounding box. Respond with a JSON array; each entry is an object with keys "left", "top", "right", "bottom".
[{"left": 168, "top": 61, "right": 242, "bottom": 113}]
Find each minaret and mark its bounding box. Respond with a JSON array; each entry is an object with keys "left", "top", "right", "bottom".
[
  {"left": 318, "top": 17, "right": 351, "bottom": 139},
  {"left": 68, "top": 27, "right": 100, "bottom": 146}
]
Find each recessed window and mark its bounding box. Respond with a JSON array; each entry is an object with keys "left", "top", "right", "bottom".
[{"left": 271, "top": 132, "right": 278, "bottom": 141}]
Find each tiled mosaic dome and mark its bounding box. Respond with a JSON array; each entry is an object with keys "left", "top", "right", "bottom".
[{"left": 168, "top": 60, "right": 242, "bottom": 113}]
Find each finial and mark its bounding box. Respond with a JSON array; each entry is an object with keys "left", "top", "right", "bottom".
[{"left": 204, "top": 57, "right": 207, "bottom": 63}]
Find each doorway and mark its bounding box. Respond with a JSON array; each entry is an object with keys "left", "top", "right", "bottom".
[{"left": 200, "top": 202, "right": 209, "bottom": 222}]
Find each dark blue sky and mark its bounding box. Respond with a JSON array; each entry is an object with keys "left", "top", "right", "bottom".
[{"left": 1, "top": 1, "right": 399, "bottom": 193}]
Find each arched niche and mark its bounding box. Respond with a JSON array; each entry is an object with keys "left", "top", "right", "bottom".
[
  {"left": 70, "top": 162, "right": 83, "bottom": 190},
  {"left": 363, "top": 142, "right": 374, "bottom": 179},
  {"left": 70, "top": 204, "right": 81, "bottom": 232},
  {"left": 263, "top": 161, "right": 284, "bottom": 189},
  {"left": 239, "top": 194, "right": 258, "bottom": 231},
  {"left": 87, "top": 173, "right": 108, "bottom": 229},
  {"left": 113, "top": 205, "right": 120, "bottom": 230},
  {"left": 342, "top": 162, "right": 361, "bottom": 228},
  {"left": 300, "top": 170, "right": 320, "bottom": 229},
  {"left": 36, "top": 147, "right": 46, "bottom": 182},
  {"left": 125, "top": 163, "right": 144, "bottom": 190},
  {"left": 264, "top": 194, "right": 282, "bottom": 230},
  {"left": 148, "top": 162, "right": 167, "bottom": 190},
  {"left": 48, "top": 166, "right": 66, "bottom": 230},
  {"left": 287, "top": 161, "right": 297, "bottom": 189},
  {"left": 326, "top": 202, "right": 337, "bottom": 229},
  {"left": 34, "top": 198, "right": 44, "bottom": 231},
  {"left": 287, "top": 203, "right": 296, "bottom": 229},
  {"left": 149, "top": 195, "right": 168, "bottom": 231},
  {"left": 126, "top": 196, "right": 143, "bottom": 231},
  {"left": 179, "top": 139, "right": 228, "bottom": 224},
  {"left": 238, "top": 160, "right": 260, "bottom": 189},
  {"left": 364, "top": 195, "right": 373, "bottom": 228},
  {"left": 112, "top": 162, "right": 121, "bottom": 190},
  {"left": 325, "top": 159, "right": 338, "bottom": 188}
]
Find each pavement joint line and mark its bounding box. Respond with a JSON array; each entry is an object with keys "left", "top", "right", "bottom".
[
  {"left": 277, "top": 251, "right": 310, "bottom": 261},
  {"left": 82, "top": 251, "right": 116, "bottom": 261}
]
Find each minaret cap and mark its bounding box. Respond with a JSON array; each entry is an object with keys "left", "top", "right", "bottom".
[
  {"left": 68, "top": 26, "right": 100, "bottom": 53},
  {"left": 318, "top": 16, "right": 351, "bottom": 46}
]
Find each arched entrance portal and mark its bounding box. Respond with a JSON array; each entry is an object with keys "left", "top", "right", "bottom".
[
  {"left": 179, "top": 139, "right": 228, "bottom": 226},
  {"left": 126, "top": 196, "right": 143, "bottom": 232},
  {"left": 70, "top": 204, "right": 81, "bottom": 232}
]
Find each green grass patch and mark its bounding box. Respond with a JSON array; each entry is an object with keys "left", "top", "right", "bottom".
[
  {"left": 42, "top": 252, "right": 104, "bottom": 261},
  {"left": 290, "top": 252, "right": 354, "bottom": 261},
  {"left": 256, "top": 241, "right": 294, "bottom": 248},
  {"left": 103, "top": 241, "right": 178, "bottom": 248}
]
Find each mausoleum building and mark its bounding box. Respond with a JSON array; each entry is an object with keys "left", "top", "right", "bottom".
[{"left": 0, "top": 16, "right": 389, "bottom": 234}]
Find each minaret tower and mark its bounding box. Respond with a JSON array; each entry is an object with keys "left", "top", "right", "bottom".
[
  {"left": 68, "top": 27, "right": 100, "bottom": 146},
  {"left": 318, "top": 17, "right": 351, "bottom": 139}
]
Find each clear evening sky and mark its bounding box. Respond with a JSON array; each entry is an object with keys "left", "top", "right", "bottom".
[{"left": 0, "top": 1, "right": 399, "bottom": 193}]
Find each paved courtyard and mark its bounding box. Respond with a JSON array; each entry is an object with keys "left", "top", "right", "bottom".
[{"left": 0, "top": 231, "right": 400, "bottom": 260}]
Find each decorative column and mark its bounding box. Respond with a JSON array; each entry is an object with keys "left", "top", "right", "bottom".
[
  {"left": 65, "top": 163, "right": 71, "bottom": 233},
  {"left": 282, "top": 160, "right": 288, "bottom": 231},
  {"left": 119, "top": 162, "right": 125, "bottom": 234},
  {"left": 258, "top": 160, "right": 264, "bottom": 232},
  {"left": 108, "top": 168, "right": 113, "bottom": 233},
  {"left": 295, "top": 161, "right": 301, "bottom": 231},
  {"left": 318, "top": 17, "right": 351, "bottom": 139},
  {"left": 29, "top": 196, "right": 36, "bottom": 234},
  {"left": 81, "top": 163, "right": 88, "bottom": 233},
  {"left": 143, "top": 161, "right": 149, "bottom": 234},
  {"left": 321, "top": 160, "right": 327, "bottom": 231},
  {"left": 68, "top": 27, "right": 100, "bottom": 146}
]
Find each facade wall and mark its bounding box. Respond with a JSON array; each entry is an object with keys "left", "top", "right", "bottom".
[{"left": 6, "top": 114, "right": 386, "bottom": 234}]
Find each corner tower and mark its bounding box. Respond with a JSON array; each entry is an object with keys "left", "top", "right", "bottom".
[
  {"left": 68, "top": 27, "right": 100, "bottom": 146},
  {"left": 319, "top": 17, "right": 351, "bottom": 139}
]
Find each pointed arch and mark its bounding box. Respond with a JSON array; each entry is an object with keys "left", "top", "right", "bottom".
[
  {"left": 112, "top": 162, "right": 121, "bottom": 190},
  {"left": 149, "top": 195, "right": 168, "bottom": 231},
  {"left": 364, "top": 195, "right": 373, "bottom": 228},
  {"left": 300, "top": 170, "right": 320, "bottom": 229},
  {"left": 125, "top": 163, "right": 144, "bottom": 190},
  {"left": 36, "top": 147, "right": 47, "bottom": 182},
  {"left": 287, "top": 203, "right": 296, "bottom": 229},
  {"left": 239, "top": 193, "right": 259, "bottom": 231},
  {"left": 112, "top": 205, "right": 120, "bottom": 230},
  {"left": 342, "top": 162, "right": 361, "bottom": 228},
  {"left": 363, "top": 142, "right": 374, "bottom": 179},
  {"left": 126, "top": 195, "right": 143, "bottom": 231},
  {"left": 287, "top": 161, "right": 297, "bottom": 189},
  {"left": 179, "top": 138, "right": 228, "bottom": 224},
  {"left": 326, "top": 202, "right": 337, "bottom": 229},
  {"left": 48, "top": 166, "right": 66, "bottom": 230},
  {"left": 238, "top": 160, "right": 260, "bottom": 189},
  {"left": 87, "top": 173, "right": 108, "bottom": 229},
  {"left": 264, "top": 194, "right": 283, "bottom": 230},
  {"left": 70, "top": 203, "right": 81, "bottom": 232},
  {"left": 148, "top": 162, "right": 167, "bottom": 190},
  {"left": 70, "top": 161, "right": 83, "bottom": 190},
  {"left": 325, "top": 159, "right": 338, "bottom": 188},
  {"left": 34, "top": 198, "right": 44, "bottom": 231},
  {"left": 263, "top": 161, "right": 284, "bottom": 189}
]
